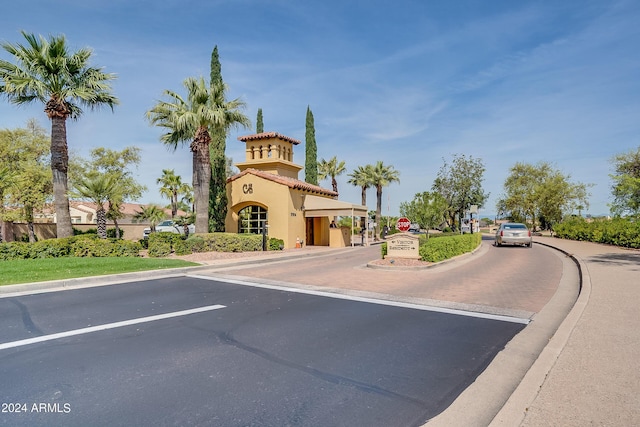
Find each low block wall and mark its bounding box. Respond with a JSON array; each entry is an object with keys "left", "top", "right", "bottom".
[{"left": 5, "top": 223, "right": 147, "bottom": 241}]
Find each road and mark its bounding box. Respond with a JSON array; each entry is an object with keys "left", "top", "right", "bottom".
[
  {"left": 208, "top": 236, "right": 563, "bottom": 316},
  {"left": 0, "top": 238, "right": 562, "bottom": 426}
]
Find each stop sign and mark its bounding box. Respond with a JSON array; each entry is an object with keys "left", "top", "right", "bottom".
[{"left": 397, "top": 217, "right": 411, "bottom": 232}]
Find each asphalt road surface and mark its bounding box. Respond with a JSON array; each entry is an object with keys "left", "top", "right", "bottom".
[{"left": 0, "top": 274, "right": 526, "bottom": 427}]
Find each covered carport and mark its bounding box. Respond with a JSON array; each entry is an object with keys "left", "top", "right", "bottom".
[{"left": 302, "top": 195, "right": 368, "bottom": 247}]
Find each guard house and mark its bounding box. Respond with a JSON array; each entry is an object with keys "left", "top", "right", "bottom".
[{"left": 226, "top": 132, "right": 367, "bottom": 249}]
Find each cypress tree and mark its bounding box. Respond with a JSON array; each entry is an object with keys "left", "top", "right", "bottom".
[
  {"left": 256, "top": 108, "right": 264, "bottom": 133},
  {"left": 209, "top": 46, "right": 228, "bottom": 232},
  {"left": 305, "top": 106, "right": 318, "bottom": 185}
]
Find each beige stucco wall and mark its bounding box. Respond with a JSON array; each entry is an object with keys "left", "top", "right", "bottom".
[
  {"left": 330, "top": 226, "right": 351, "bottom": 247},
  {"left": 226, "top": 173, "right": 308, "bottom": 249}
]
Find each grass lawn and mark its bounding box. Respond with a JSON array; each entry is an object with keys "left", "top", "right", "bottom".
[{"left": 0, "top": 257, "right": 199, "bottom": 286}]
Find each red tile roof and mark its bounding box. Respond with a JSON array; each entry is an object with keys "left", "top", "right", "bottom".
[
  {"left": 227, "top": 168, "right": 338, "bottom": 197},
  {"left": 237, "top": 132, "right": 301, "bottom": 145}
]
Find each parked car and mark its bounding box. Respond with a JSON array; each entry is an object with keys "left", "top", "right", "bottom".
[
  {"left": 143, "top": 220, "right": 195, "bottom": 239},
  {"left": 408, "top": 223, "right": 421, "bottom": 232},
  {"left": 494, "top": 222, "right": 532, "bottom": 247}
]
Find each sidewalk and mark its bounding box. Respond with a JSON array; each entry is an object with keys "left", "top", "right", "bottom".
[{"left": 488, "top": 237, "right": 640, "bottom": 426}]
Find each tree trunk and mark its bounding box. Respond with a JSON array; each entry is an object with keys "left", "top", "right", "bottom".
[
  {"left": 171, "top": 190, "right": 178, "bottom": 219},
  {"left": 113, "top": 218, "right": 120, "bottom": 239},
  {"left": 191, "top": 128, "right": 211, "bottom": 234},
  {"left": 375, "top": 185, "right": 382, "bottom": 241},
  {"left": 27, "top": 222, "right": 36, "bottom": 243},
  {"left": 97, "top": 208, "right": 107, "bottom": 239},
  {"left": 360, "top": 186, "right": 367, "bottom": 229},
  {"left": 50, "top": 115, "right": 73, "bottom": 238}
]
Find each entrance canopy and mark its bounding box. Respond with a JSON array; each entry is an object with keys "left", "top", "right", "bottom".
[{"left": 303, "top": 195, "right": 367, "bottom": 218}]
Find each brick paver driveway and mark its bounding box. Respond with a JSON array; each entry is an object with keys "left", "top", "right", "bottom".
[{"left": 205, "top": 237, "right": 563, "bottom": 317}]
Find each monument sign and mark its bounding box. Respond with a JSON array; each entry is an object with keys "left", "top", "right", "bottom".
[{"left": 386, "top": 232, "right": 420, "bottom": 259}]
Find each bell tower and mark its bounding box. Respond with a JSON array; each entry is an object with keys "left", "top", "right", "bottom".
[{"left": 235, "top": 132, "right": 304, "bottom": 179}]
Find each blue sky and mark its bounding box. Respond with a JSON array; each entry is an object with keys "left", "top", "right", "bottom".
[{"left": 1, "top": 0, "right": 639, "bottom": 218}]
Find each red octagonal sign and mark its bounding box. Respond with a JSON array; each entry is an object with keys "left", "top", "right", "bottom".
[{"left": 397, "top": 217, "right": 411, "bottom": 232}]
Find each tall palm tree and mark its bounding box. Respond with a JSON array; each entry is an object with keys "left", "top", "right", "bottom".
[
  {"left": 368, "top": 161, "right": 400, "bottom": 240},
  {"left": 157, "top": 169, "right": 192, "bottom": 219},
  {"left": 0, "top": 31, "right": 118, "bottom": 238},
  {"left": 348, "top": 165, "right": 373, "bottom": 207},
  {"left": 318, "top": 156, "right": 346, "bottom": 194},
  {"left": 71, "top": 174, "right": 118, "bottom": 239},
  {"left": 348, "top": 164, "right": 373, "bottom": 228},
  {"left": 146, "top": 77, "right": 249, "bottom": 233}
]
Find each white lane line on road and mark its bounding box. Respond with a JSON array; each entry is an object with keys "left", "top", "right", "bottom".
[
  {"left": 0, "top": 304, "right": 226, "bottom": 351},
  {"left": 188, "top": 275, "right": 530, "bottom": 325}
]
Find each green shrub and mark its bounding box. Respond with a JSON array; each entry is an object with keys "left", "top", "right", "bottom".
[
  {"left": 554, "top": 217, "right": 640, "bottom": 249},
  {"left": 185, "top": 235, "right": 205, "bottom": 253},
  {"left": 147, "top": 232, "right": 265, "bottom": 257},
  {"left": 106, "top": 228, "right": 125, "bottom": 239},
  {"left": 31, "top": 238, "right": 73, "bottom": 258},
  {"left": 74, "top": 227, "right": 97, "bottom": 235},
  {"left": 0, "top": 235, "right": 140, "bottom": 260},
  {"left": 0, "top": 242, "right": 31, "bottom": 260},
  {"left": 17, "top": 234, "right": 32, "bottom": 242},
  {"left": 268, "top": 237, "right": 285, "bottom": 251},
  {"left": 419, "top": 233, "right": 481, "bottom": 262},
  {"left": 195, "top": 233, "right": 263, "bottom": 252},
  {"left": 70, "top": 235, "right": 141, "bottom": 257},
  {"left": 381, "top": 242, "right": 387, "bottom": 258},
  {"left": 146, "top": 232, "right": 265, "bottom": 257},
  {"left": 147, "top": 233, "right": 179, "bottom": 257},
  {"left": 173, "top": 237, "right": 192, "bottom": 256}
]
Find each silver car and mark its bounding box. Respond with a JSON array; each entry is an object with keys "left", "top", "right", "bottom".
[{"left": 495, "top": 222, "right": 532, "bottom": 247}]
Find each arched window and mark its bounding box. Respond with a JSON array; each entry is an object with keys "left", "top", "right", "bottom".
[{"left": 238, "top": 205, "right": 268, "bottom": 234}]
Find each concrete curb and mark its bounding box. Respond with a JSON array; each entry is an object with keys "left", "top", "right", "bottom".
[
  {"left": 488, "top": 239, "right": 591, "bottom": 425},
  {"left": 0, "top": 247, "right": 355, "bottom": 297},
  {"left": 426, "top": 239, "right": 583, "bottom": 426}
]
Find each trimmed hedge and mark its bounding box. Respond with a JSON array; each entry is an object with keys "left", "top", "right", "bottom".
[
  {"left": 419, "top": 233, "right": 482, "bottom": 262},
  {"left": 268, "top": 238, "right": 285, "bottom": 251},
  {"left": 553, "top": 217, "right": 640, "bottom": 249},
  {"left": 380, "top": 233, "right": 481, "bottom": 263},
  {"left": 0, "top": 235, "right": 141, "bottom": 260},
  {"left": 146, "top": 232, "right": 273, "bottom": 257}
]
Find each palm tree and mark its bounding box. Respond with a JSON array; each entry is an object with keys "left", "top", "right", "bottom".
[
  {"left": 348, "top": 165, "right": 373, "bottom": 207},
  {"left": 104, "top": 179, "right": 130, "bottom": 239},
  {"left": 157, "top": 169, "right": 192, "bottom": 219},
  {"left": 146, "top": 77, "right": 249, "bottom": 233},
  {"left": 348, "top": 164, "right": 373, "bottom": 229},
  {"left": 71, "top": 174, "right": 118, "bottom": 239},
  {"left": 368, "top": 161, "right": 400, "bottom": 240},
  {"left": 318, "top": 156, "right": 346, "bottom": 194},
  {"left": 0, "top": 31, "right": 118, "bottom": 238},
  {"left": 174, "top": 213, "right": 195, "bottom": 238},
  {"left": 134, "top": 205, "right": 166, "bottom": 233}
]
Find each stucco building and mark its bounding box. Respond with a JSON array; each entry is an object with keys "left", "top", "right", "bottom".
[{"left": 226, "top": 132, "right": 367, "bottom": 249}]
